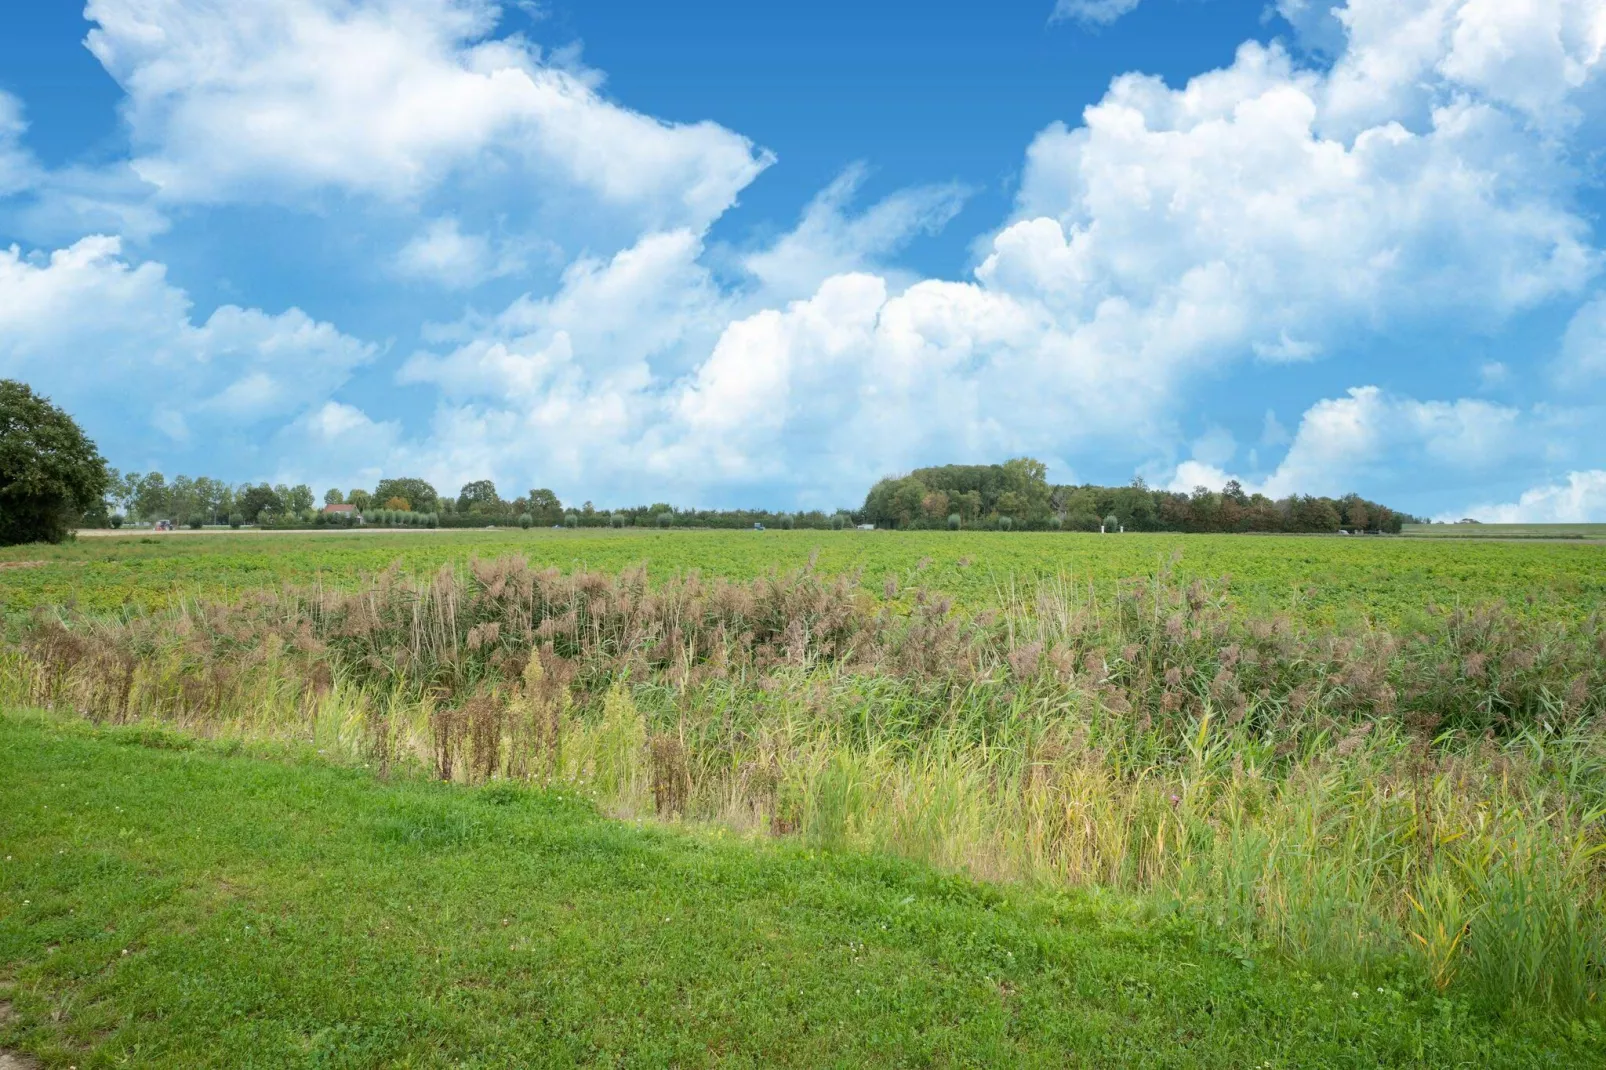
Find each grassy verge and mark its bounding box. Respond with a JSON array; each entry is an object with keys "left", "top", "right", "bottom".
[{"left": 1, "top": 711, "right": 1593, "bottom": 1068}]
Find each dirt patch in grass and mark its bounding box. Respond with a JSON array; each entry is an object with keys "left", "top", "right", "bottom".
[
  {"left": 0, "top": 562, "right": 45, "bottom": 572},
  {"left": 0, "top": 1001, "right": 39, "bottom": 1070}
]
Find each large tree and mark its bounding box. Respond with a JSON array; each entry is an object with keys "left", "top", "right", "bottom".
[
  {"left": 0, "top": 380, "right": 110, "bottom": 545},
  {"left": 236, "top": 483, "right": 283, "bottom": 525},
  {"left": 457, "top": 479, "right": 502, "bottom": 515},
  {"left": 373, "top": 477, "right": 438, "bottom": 513}
]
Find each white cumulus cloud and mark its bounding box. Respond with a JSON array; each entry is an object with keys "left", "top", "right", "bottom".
[
  {"left": 0, "top": 236, "right": 374, "bottom": 462},
  {"left": 1455, "top": 470, "right": 1606, "bottom": 522},
  {"left": 84, "top": 0, "right": 771, "bottom": 232}
]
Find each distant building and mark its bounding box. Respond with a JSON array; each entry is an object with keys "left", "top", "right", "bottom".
[{"left": 323, "top": 503, "right": 357, "bottom": 516}]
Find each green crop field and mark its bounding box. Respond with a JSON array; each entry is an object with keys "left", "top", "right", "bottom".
[
  {"left": 1403, "top": 523, "right": 1606, "bottom": 540},
  {"left": 3, "top": 529, "right": 1604, "bottom": 1067},
  {"left": 4, "top": 527, "right": 1605, "bottom": 625}
]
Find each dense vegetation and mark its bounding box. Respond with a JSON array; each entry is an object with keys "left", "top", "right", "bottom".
[
  {"left": 0, "top": 380, "right": 109, "bottom": 546},
  {"left": 6, "top": 715, "right": 1592, "bottom": 1067},
  {"left": 97, "top": 459, "right": 1412, "bottom": 535},
  {"left": 4, "top": 538, "right": 1602, "bottom": 1031},
  {"left": 861, "top": 460, "right": 1411, "bottom": 533}
]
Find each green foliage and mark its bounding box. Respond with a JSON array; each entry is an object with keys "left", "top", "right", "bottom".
[
  {"left": 323, "top": 488, "right": 345, "bottom": 506},
  {"left": 373, "top": 478, "right": 438, "bottom": 514},
  {"left": 188, "top": 515, "right": 204, "bottom": 530},
  {"left": 110, "top": 514, "right": 124, "bottom": 529},
  {"left": 1104, "top": 514, "right": 1119, "bottom": 531},
  {"left": 3, "top": 716, "right": 1589, "bottom": 1066},
  {"left": 610, "top": 513, "right": 625, "bottom": 529},
  {"left": 282, "top": 484, "right": 315, "bottom": 515},
  {"left": 519, "top": 513, "right": 533, "bottom": 530},
  {"left": 947, "top": 513, "right": 960, "bottom": 531},
  {"left": 8, "top": 553, "right": 1606, "bottom": 1025},
  {"left": 457, "top": 479, "right": 501, "bottom": 516},
  {"left": 347, "top": 489, "right": 372, "bottom": 511},
  {"left": 526, "top": 488, "right": 562, "bottom": 526},
  {"left": 0, "top": 379, "right": 109, "bottom": 545},
  {"left": 864, "top": 459, "right": 1406, "bottom": 534},
  {"left": 236, "top": 485, "right": 282, "bottom": 525},
  {"left": 227, "top": 513, "right": 243, "bottom": 529},
  {"left": 656, "top": 512, "right": 672, "bottom": 528},
  {"left": 564, "top": 513, "right": 578, "bottom": 529},
  {"left": 998, "top": 515, "right": 1013, "bottom": 531}
]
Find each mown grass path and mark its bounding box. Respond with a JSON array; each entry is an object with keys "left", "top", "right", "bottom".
[{"left": 0, "top": 713, "right": 1589, "bottom": 1068}]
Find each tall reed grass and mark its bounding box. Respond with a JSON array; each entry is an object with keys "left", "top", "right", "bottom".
[{"left": 3, "top": 554, "right": 1602, "bottom": 1016}]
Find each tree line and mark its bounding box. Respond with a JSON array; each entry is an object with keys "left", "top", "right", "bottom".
[
  {"left": 3, "top": 378, "right": 1418, "bottom": 544},
  {"left": 860, "top": 460, "right": 1415, "bottom": 533}
]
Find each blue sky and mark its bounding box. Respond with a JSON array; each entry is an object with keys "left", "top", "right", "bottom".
[{"left": 1, "top": 0, "right": 1604, "bottom": 519}]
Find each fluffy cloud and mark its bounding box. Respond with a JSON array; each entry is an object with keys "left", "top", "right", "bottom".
[
  {"left": 1254, "top": 387, "right": 1525, "bottom": 497},
  {"left": 1167, "top": 384, "right": 1605, "bottom": 515},
  {"left": 1455, "top": 470, "right": 1606, "bottom": 522},
  {"left": 343, "top": 1, "right": 1606, "bottom": 505},
  {"left": 1007, "top": 40, "right": 1593, "bottom": 357},
  {"left": 9, "top": 0, "right": 1606, "bottom": 511},
  {"left": 395, "top": 217, "right": 533, "bottom": 289},
  {"left": 0, "top": 236, "right": 374, "bottom": 461},
  {"left": 84, "top": 0, "right": 771, "bottom": 232},
  {"left": 1322, "top": 0, "right": 1606, "bottom": 133}
]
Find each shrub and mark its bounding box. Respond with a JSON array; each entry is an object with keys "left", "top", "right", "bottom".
[
  {"left": 780, "top": 514, "right": 795, "bottom": 530},
  {"left": 384, "top": 497, "right": 410, "bottom": 512},
  {"left": 947, "top": 514, "right": 961, "bottom": 531},
  {"left": 656, "top": 512, "right": 672, "bottom": 528},
  {"left": 830, "top": 514, "right": 845, "bottom": 531},
  {"left": 564, "top": 513, "right": 578, "bottom": 529},
  {"left": 998, "top": 516, "right": 1013, "bottom": 531},
  {"left": 427, "top": 513, "right": 439, "bottom": 529},
  {"left": 519, "top": 513, "right": 533, "bottom": 530},
  {"left": 228, "top": 513, "right": 243, "bottom": 529},
  {"left": 110, "top": 514, "right": 124, "bottom": 529},
  {"left": 1103, "top": 514, "right": 1119, "bottom": 532},
  {"left": 610, "top": 514, "right": 625, "bottom": 529},
  {"left": 1066, "top": 509, "right": 1100, "bottom": 532},
  {"left": 1048, "top": 515, "right": 1063, "bottom": 530},
  {"left": 188, "top": 515, "right": 204, "bottom": 530}
]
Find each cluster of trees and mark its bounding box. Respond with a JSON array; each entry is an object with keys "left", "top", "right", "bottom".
[
  {"left": 861, "top": 461, "right": 1412, "bottom": 534},
  {"left": 0, "top": 378, "right": 1420, "bottom": 546},
  {"left": 104, "top": 471, "right": 320, "bottom": 528}
]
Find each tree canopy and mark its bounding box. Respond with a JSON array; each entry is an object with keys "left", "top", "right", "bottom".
[
  {"left": 0, "top": 380, "right": 110, "bottom": 545},
  {"left": 374, "top": 478, "right": 438, "bottom": 514},
  {"left": 859, "top": 460, "right": 1408, "bottom": 534}
]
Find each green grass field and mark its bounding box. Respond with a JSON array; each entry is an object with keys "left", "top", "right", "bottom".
[
  {"left": 1, "top": 712, "right": 1593, "bottom": 1068},
  {"left": 1402, "top": 523, "right": 1606, "bottom": 540},
  {"left": 5, "top": 527, "right": 1605, "bottom": 625},
  {"left": 3, "top": 529, "right": 1603, "bottom": 1066}
]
